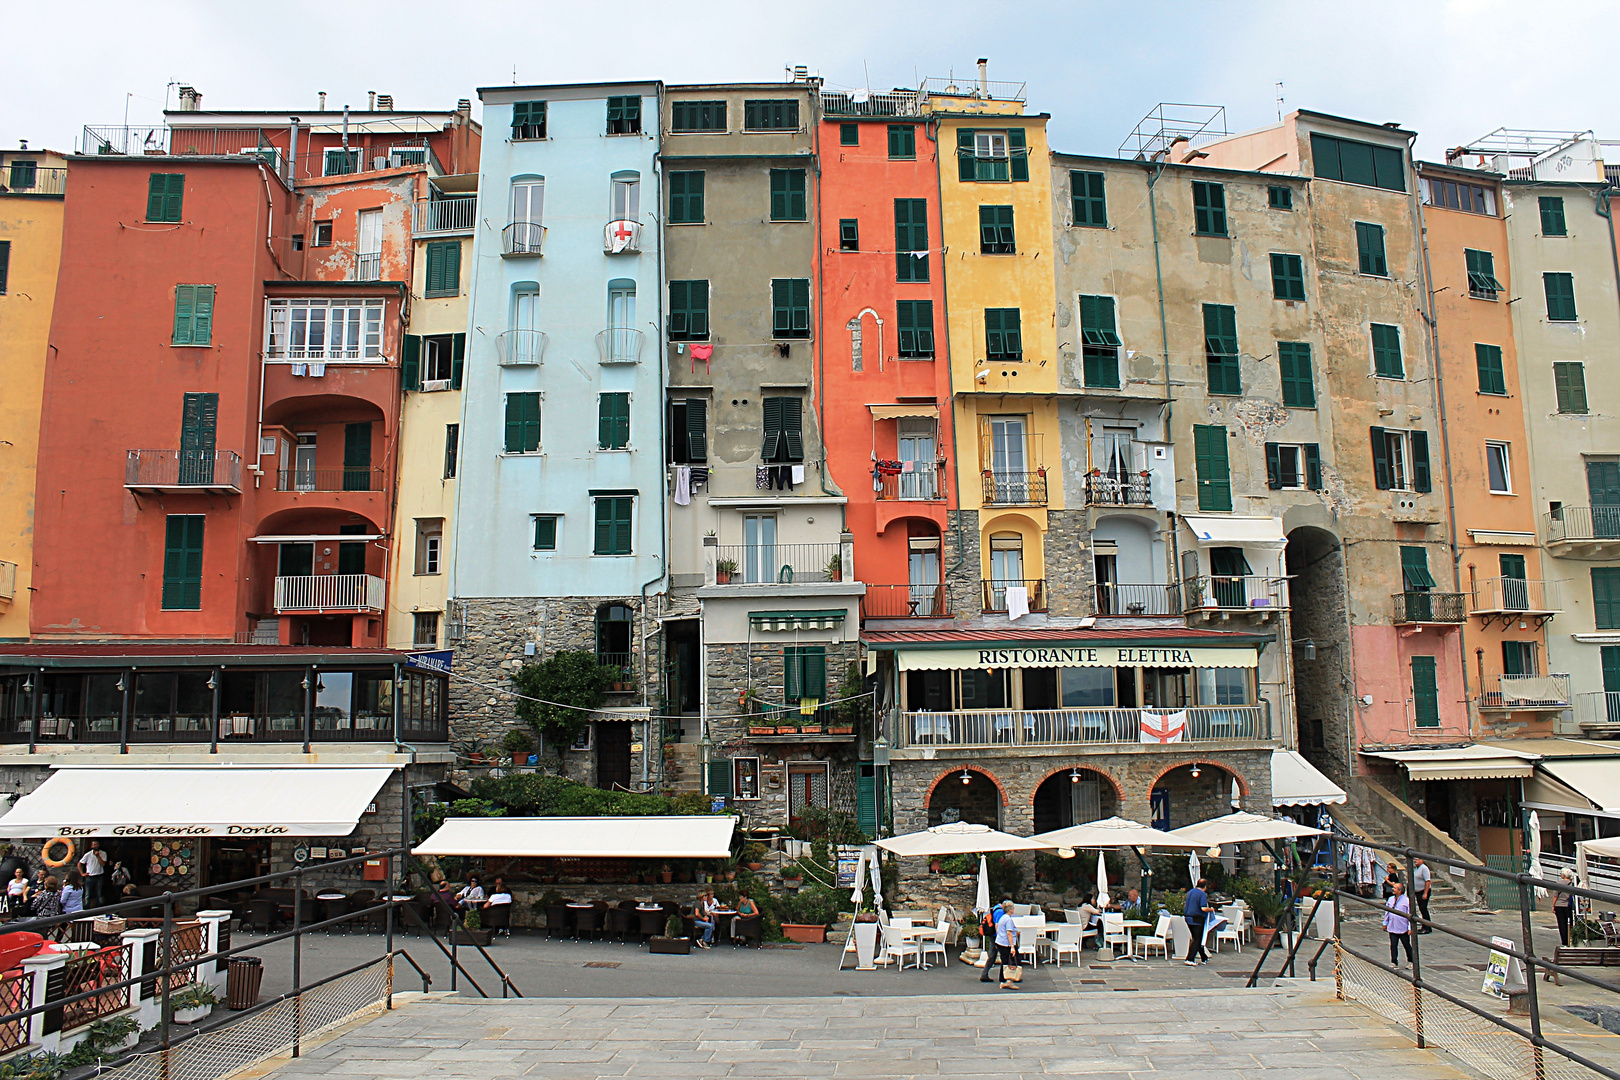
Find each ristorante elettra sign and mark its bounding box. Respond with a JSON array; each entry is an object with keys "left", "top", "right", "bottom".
[{"left": 895, "top": 644, "right": 1258, "bottom": 671}]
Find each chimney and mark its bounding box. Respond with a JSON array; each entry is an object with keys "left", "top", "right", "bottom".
[
  {"left": 367, "top": 91, "right": 377, "bottom": 111},
  {"left": 457, "top": 98, "right": 471, "bottom": 114},
  {"left": 18, "top": 140, "right": 26, "bottom": 151},
  {"left": 977, "top": 58, "right": 989, "bottom": 96},
  {"left": 377, "top": 94, "right": 394, "bottom": 111},
  {"left": 178, "top": 85, "right": 202, "bottom": 111},
  {"left": 318, "top": 91, "right": 327, "bottom": 110}
]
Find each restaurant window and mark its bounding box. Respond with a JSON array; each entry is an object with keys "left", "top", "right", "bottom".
[
  {"left": 413, "top": 612, "right": 439, "bottom": 648},
  {"left": 670, "top": 100, "right": 726, "bottom": 132},
  {"left": 732, "top": 757, "right": 761, "bottom": 800},
  {"left": 960, "top": 668, "right": 1009, "bottom": 712},
  {"left": 1060, "top": 668, "right": 1115, "bottom": 707},
  {"left": 1144, "top": 669, "right": 1189, "bottom": 710},
  {"left": 596, "top": 604, "right": 632, "bottom": 670},
  {"left": 314, "top": 671, "right": 354, "bottom": 731},
  {"left": 1197, "top": 668, "right": 1249, "bottom": 706}
]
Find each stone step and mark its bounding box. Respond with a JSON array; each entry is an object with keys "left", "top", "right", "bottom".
[{"left": 662, "top": 741, "right": 702, "bottom": 794}]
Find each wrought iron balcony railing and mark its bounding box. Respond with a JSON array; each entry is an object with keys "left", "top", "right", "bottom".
[
  {"left": 1391, "top": 591, "right": 1468, "bottom": 624},
  {"left": 713, "top": 543, "right": 843, "bottom": 585},
  {"left": 981, "top": 470, "right": 1047, "bottom": 506},
  {"left": 1094, "top": 582, "right": 1179, "bottom": 616},
  {"left": 125, "top": 450, "right": 243, "bottom": 493},
  {"left": 861, "top": 584, "right": 949, "bottom": 619},
  {"left": 982, "top": 579, "right": 1046, "bottom": 613},
  {"left": 502, "top": 221, "right": 546, "bottom": 256}
]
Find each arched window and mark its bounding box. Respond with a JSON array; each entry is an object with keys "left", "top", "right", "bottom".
[{"left": 596, "top": 604, "right": 633, "bottom": 672}]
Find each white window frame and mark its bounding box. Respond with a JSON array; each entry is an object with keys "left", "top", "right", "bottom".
[
  {"left": 1385, "top": 429, "right": 1412, "bottom": 492},
  {"left": 732, "top": 756, "right": 761, "bottom": 801},
  {"left": 1486, "top": 441, "right": 1513, "bottom": 494},
  {"left": 531, "top": 513, "right": 561, "bottom": 551},
  {"left": 423, "top": 335, "right": 454, "bottom": 384},
  {"left": 510, "top": 179, "right": 544, "bottom": 225},
  {"left": 610, "top": 176, "right": 640, "bottom": 221},
  {"left": 412, "top": 611, "right": 440, "bottom": 648},
  {"left": 265, "top": 298, "right": 386, "bottom": 362},
  {"left": 415, "top": 519, "right": 444, "bottom": 576},
  {"left": 975, "top": 132, "right": 1008, "bottom": 160},
  {"left": 312, "top": 221, "right": 333, "bottom": 247},
  {"left": 1274, "top": 443, "right": 1306, "bottom": 490}
]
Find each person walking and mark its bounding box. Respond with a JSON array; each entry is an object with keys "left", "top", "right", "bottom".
[
  {"left": 1384, "top": 881, "right": 1414, "bottom": 966},
  {"left": 1412, "top": 858, "right": 1432, "bottom": 934},
  {"left": 1184, "top": 878, "right": 1213, "bottom": 966},
  {"left": 994, "top": 900, "right": 1021, "bottom": 989},
  {"left": 77, "top": 841, "right": 108, "bottom": 909},
  {"left": 1553, "top": 869, "right": 1576, "bottom": 947}
]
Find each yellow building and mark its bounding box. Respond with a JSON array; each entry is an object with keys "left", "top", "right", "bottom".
[
  {"left": 0, "top": 149, "right": 67, "bottom": 641},
  {"left": 386, "top": 175, "right": 477, "bottom": 651},
  {"left": 930, "top": 85, "right": 1064, "bottom": 614}
]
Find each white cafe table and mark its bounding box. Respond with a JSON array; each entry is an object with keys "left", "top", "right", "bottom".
[{"left": 1119, "top": 919, "right": 1152, "bottom": 959}]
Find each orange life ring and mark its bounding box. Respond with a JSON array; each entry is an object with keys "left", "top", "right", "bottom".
[{"left": 41, "top": 838, "right": 75, "bottom": 869}]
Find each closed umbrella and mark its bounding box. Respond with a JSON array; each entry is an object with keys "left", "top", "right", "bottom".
[
  {"left": 1528, "top": 811, "right": 1547, "bottom": 901},
  {"left": 1231, "top": 777, "right": 1242, "bottom": 810},
  {"left": 1188, "top": 849, "right": 1202, "bottom": 885},
  {"left": 975, "top": 855, "right": 990, "bottom": 917},
  {"left": 1096, "top": 850, "right": 1110, "bottom": 910}
]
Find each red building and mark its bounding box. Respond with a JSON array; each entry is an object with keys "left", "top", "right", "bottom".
[{"left": 815, "top": 91, "right": 956, "bottom": 622}]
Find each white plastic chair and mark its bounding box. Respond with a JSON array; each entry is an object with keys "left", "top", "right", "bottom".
[
  {"left": 1102, "top": 912, "right": 1129, "bottom": 955},
  {"left": 919, "top": 923, "right": 948, "bottom": 968},
  {"left": 1136, "top": 913, "right": 1173, "bottom": 960},
  {"left": 943, "top": 918, "right": 962, "bottom": 947},
  {"left": 1063, "top": 907, "right": 1083, "bottom": 924},
  {"left": 1046, "top": 923, "right": 1084, "bottom": 967},
  {"left": 1011, "top": 903, "right": 1034, "bottom": 917},
  {"left": 891, "top": 917, "right": 912, "bottom": 928},
  {"left": 1216, "top": 909, "right": 1245, "bottom": 953},
  {"left": 879, "top": 924, "right": 919, "bottom": 971}
]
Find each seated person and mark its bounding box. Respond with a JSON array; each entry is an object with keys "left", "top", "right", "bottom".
[
  {"left": 455, "top": 875, "right": 485, "bottom": 911},
  {"left": 484, "top": 876, "right": 512, "bottom": 907},
  {"left": 60, "top": 873, "right": 84, "bottom": 915},
  {"left": 1075, "top": 893, "right": 1103, "bottom": 934},
  {"left": 693, "top": 890, "right": 718, "bottom": 949},
  {"left": 731, "top": 895, "right": 759, "bottom": 943}
]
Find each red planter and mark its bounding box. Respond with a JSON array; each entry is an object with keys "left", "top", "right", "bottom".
[{"left": 780, "top": 923, "right": 826, "bottom": 944}]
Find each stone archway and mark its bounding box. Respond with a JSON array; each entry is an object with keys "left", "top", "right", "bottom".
[
  {"left": 1146, "top": 761, "right": 1247, "bottom": 832},
  {"left": 1286, "top": 525, "right": 1351, "bottom": 781},
  {"left": 1031, "top": 766, "right": 1122, "bottom": 833},
  {"left": 926, "top": 766, "right": 1004, "bottom": 828}
]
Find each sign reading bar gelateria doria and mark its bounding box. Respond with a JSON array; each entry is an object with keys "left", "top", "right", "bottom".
[{"left": 895, "top": 644, "right": 1258, "bottom": 672}]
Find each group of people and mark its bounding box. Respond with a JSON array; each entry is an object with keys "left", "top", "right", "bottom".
[
  {"left": 692, "top": 889, "right": 759, "bottom": 947},
  {"left": 449, "top": 875, "right": 514, "bottom": 913},
  {"left": 3, "top": 840, "right": 132, "bottom": 920},
  {"left": 1379, "top": 858, "right": 1434, "bottom": 966}
]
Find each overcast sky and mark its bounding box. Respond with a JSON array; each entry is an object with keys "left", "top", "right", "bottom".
[{"left": 7, "top": 0, "right": 1617, "bottom": 162}]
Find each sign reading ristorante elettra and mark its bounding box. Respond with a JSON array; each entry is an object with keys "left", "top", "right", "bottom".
[
  {"left": 52, "top": 825, "right": 293, "bottom": 837},
  {"left": 896, "top": 645, "right": 1258, "bottom": 671}
]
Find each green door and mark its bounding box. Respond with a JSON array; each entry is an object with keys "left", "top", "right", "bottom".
[
  {"left": 857, "top": 764, "right": 878, "bottom": 838},
  {"left": 1411, "top": 655, "right": 1440, "bottom": 728},
  {"left": 178, "top": 393, "right": 218, "bottom": 485},
  {"left": 1401, "top": 546, "right": 1435, "bottom": 622},
  {"left": 1604, "top": 646, "right": 1620, "bottom": 722},
  {"left": 343, "top": 423, "right": 372, "bottom": 491},
  {"left": 1588, "top": 461, "right": 1620, "bottom": 538},
  {"left": 337, "top": 524, "right": 367, "bottom": 575},
  {"left": 1209, "top": 547, "right": 1251, "bottom": 608},
  {"left": 1499, "top": 553, "right": 1528, "bottom": 610}
]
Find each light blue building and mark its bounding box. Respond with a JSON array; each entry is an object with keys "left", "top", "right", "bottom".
[{"left": 452, "top": 81, "right": 665, "bottom": 786}]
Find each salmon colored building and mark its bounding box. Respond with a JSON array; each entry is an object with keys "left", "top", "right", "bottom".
[{"left": 815, "top": 89, "right": 954, "bottom": 620}]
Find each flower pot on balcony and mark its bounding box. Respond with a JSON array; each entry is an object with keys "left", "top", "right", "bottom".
[
  {"left": 799, "top": 724, "right": 822, "bottom": 734},
  {"left": 749, "top": 725, "right": 775, "bottom": 736},
  {"left": 716, "top": 571, "right": 732, "bottom": 584},
  {"left": 830, "top": 725, "right": 853, "bottom": 735},
  {"left": 776, "top": 726, "right": 798, "bottom": 735}
]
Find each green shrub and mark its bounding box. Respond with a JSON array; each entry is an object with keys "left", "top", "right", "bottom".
[
  {"left": 665, "top": 912, "right": 684, "bottom": 939},
  {"left": 986, "top": 852, "right": 1025, "bottom": 899},
  {"left": 783, "top": 885, "right": 842, "bottom": 927},
  {"left": 512, "top": 651, "right": 616, "bottom": 752}
]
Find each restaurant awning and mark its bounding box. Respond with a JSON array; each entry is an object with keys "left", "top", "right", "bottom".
[
  {"left": 1181, "top": 515, "right": 1287, "bottom": 548},
  {"left": 1271, "top": 749, "right": 1347, "bottom": 806},
  {"left": 1030, "top": 816, "right": 1204, "bottom": 850},
  {"left": 1362, "top": 744, "right": 1540, "bottom": 781},
  {"left": 411, "top": 815, "right": 736, "bottom": 859},
  {"left": 1537, "top": 760, "right": 1620, "bottom": 815},
  {"left": 875, "top": 822, "right": 1052, "bottom": 857},
  {"left": 867, "top": 403, "right": 939, "bottom": 420},
  {"left": 896, "top": 642, "right": 1257, "bottom": 672},
  {"left": 0, "top": 765, "right": 397, "bottom": 839}
]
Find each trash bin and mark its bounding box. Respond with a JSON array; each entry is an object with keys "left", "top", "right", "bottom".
[{"left": 226, "top": 956, "right": 264, "bottom": 1010}]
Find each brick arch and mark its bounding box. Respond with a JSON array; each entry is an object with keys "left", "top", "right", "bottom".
[
  {"left": 924, "top": 765, "right": 1008, "bottom": 807},
  {"left": 1030, "top": 763, "right": 1126, "bottom": 805},
  {"left": 1144, "top": 759, "right": 1252, "bottom": 801}
]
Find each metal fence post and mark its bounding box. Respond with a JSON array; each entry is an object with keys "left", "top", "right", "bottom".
[
  {"left": 159, "top": 892, "right": 173, "bottom": 1080},
  {"left": 1519, "top": 876, "right": 1547, "bottom": 1080},
  {"left": 293, "top": 865, "right": 303, "bottom": 1058},
  {"left": 385, "top": 854, "right": 395, "bottom": 1010},
  {"left": 1331, "top": 821, "right": 1344, "bottom": 1001},
  {"left": 1406, "top": 849, "right": 1424, "bottom": 1048}
]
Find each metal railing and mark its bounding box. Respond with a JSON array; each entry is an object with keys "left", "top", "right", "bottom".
[
  {"left": 0, "top": 970, "right": 29, "bottom": 1054},
  {"left": 861, "top": 584, "right": 949, "bottom": 619},
  {"left": 1094, "top": 582, "right": 1180, "bottom": 616},
  {"left": 273, "top": 574, "right": 384, "bottom": 613},
  {"left": 125, "top": 450, "right": 243, "bottom": 491},
  {"left": 1183, "top": 575, "right": 1288, "bottom": 612},
  {"left": 1579, "top": 691, "right": 1620, "bottom": 726},
  {"left": 1472, "top": 576, "right": 1561, "bottom": 614},
  {"left": 501, "top": 222, "right": 546, "bottom": 256},
  {"left": 1392, "top": 591, "right": 1468, "bottom": 623},
  {"left": 898, "top": 705, "right": 1268, "bottom": 748},
  {"left": 921, "top": 76, "right": 1028, "bottom": 101},
  {"left": 274, "top": 467, "right": 384, "bottom": 492},
  {"left": 595, "top": 327, "right": 644, "bottom": 363},
  {"left": 354, "top": 250, "right": 382, "bottom": 281},
  {"left": 1085, "top": 473, "right": 1153, "bottom": 506},
  {"left": 876, "top": 464, "right": 942, "bottom": 501},
  {"left": 411, "top": 196, "right": 476, "bottom": 235},
  {"left": 497, "top": 329, "right": 547, "bottom": 366},
  {"left": 84, "top": 124, "right": 169, "bottom": 155},
  {"left": 1479, "top": 673, "right": 1571, "bottom": 710},
  {"left": 83, "top": 126, "right": 446, "bottom": 176},
  {"left": 603, "top": 219, "right": 641, "bottom": 253},
  {"left": 819, "top": 90, "right": 924, "bottom": 117},
  {"left": 981, "top": 470, "right": 1048, "bottom": 506},
  {"left": 1547, "top": 505, "right": 1620, "bottom": 544},
  {"left": 982, "top": 579, "right": 1046, "bottom": 613},
  {"left": 1, "top": 166, "right": 66, "bottom": 196},
  {"left": 712, "top": 543, "right": 842, "bottom": 585}
]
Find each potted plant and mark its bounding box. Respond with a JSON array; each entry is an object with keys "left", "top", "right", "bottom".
[
  {"left": 1246, "top": 889, "right": 1290, "bottom": 950},
  {"left": 798, "top": 713, "right": 823, "bottom": 735},
  {"left": 454, "top": 907, "right": 493, "bottom": 946},
  {"left": 649, "top": 911, "right": 692, "bottom": 955},
  {"left": 660, "top": 863, "right": 673, "bottom": 884},
  {"left": 168, "top": 982, "right": 219, "bottom": 1024},
  {"left": 780, "top": 888, "right": 834, "bottom": 944},
  {"left": 715, "top": 559, "right": 738, "bottom": 585},
  {"left": 743, "top": 843, "right": 766, "bottom": 872},
  {"left": 826, "top": 553, "right": 842, "bottom": 582},
  {"left": 500, "top": 728, "right": 534, "bottom": 766}
]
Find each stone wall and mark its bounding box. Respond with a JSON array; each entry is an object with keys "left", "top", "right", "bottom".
[
  {"left": 944, "top": 510, "right": 982, "bottom": 619},
  {"left": 1044, "top": 507, "right": 1093, "bottom": 617},
  {"left": 1286, "top": 526, "right": 1352, "bottom": 780}
]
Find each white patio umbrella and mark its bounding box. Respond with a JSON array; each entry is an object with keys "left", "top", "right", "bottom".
[
  {"left": 1096, "top": 850, "right": 1110, "bottom": 910},
  {"left": 1188, "top": 849, "right": 1202, "bottom": 884},
  {"left": 975, "top": 855, "right": 990, "bottom": 916},
  {"left": 1231, "top": 776, "right": 1242, "bottom": 809},
  {"left": 875, "top": 821, "right": 1053, "bottom": 857},
  {"left": 1528, "top": 811, "right": 1547, "bottom": 900},
  {"left": 1171, "top": 811, "right": 1325, "bottom": 847},
  {"left": 1030, "top": 816, "right": 1205, "bottom": 851}
]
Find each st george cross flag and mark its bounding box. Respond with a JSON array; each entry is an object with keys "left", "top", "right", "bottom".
[{"left": 1139, "top": 710, "right": 1188, "bottom": 743}]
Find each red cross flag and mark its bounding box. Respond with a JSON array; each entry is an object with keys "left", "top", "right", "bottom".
[{"left": 1139, "top": 710, "right": 1187, "bottom": 743}]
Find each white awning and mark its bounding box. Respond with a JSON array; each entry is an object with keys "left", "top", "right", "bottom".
[
  {"left": 1539, "top": 760, "right": 1620, "bottom": 815},
  {"left": 1182, "top": 515, "right": 1287, "bottom": 548},
  {"left": 1171, "top": 810, "right": 1324, "bottom": 845},
  {"left": 867, "top": 403, "right": 939, "bottom": 420},
  {"left": 1030, "top": 816, "right": 1203, "bottom": 850},
  {"left": 1362, "top": 744, "right": 1540, "bottom": 781},
  {"left": 876, "top": 822, "right": 1053, "bottom": 857},
  {"left": 412, "top": 815, "right": 736, "bottom": 859},
  {"left": 1467, "top": 530, "right": 1539, "bottom": 547},
  {"left": 1271, "top": 749, "right": 1347, "bottom": 806},
  {"left": 896, "top": 643, "right": 1258, "bottom": 671},
  {"left": 0, "top": 765, "right": 396, "bottom": 839}
]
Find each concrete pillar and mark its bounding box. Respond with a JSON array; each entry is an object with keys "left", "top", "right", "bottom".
[
  {"left": 704, "top": 533, "right": 719, "bottom": 585},
  {"left": 195, "top": 910, "right": 232, "bottom": 995},
  {"left": 20, "top": 950, "right": 65, "bottom": 1055},
  {"left": 122, "top": 928, "right": 161, "bottom": 1032}
]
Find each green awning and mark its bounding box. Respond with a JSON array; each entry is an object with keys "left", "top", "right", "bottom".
[{"left": 750, "top": 610, "right": 846, "bottom": 631}]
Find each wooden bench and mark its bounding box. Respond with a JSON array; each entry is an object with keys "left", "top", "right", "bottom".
[{"left": 1553, "top": 946, "right": 1620, "bottom": 966}]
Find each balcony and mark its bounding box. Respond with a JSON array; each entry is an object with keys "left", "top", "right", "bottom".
[
  {"left": 604, "top": 220, "right": 642, "bottom": 254},
  {"left": 1471, "top": 576, "right": 1561, "bottom": 627},
  {"left": 1546, "top": 507, "right": 1620, "bottom": 559},
  {"left": 354, "top": 250, "right": 382, "bottom": 282},
  {"left": 596, "top": 328, "right": 644, "bottom": 364},
  {"left": 876, "top": 463, "right": 943, "bottom": 502},
  {"left": 1085, "top": 473, "right": 1153, "bottom": 507},
  {"left": 274, "top": 467, "right": 386, "bottom": 492},
  {"left": 1479, "top": 673, "right": 1571, "bottom": 712},
  {"left": 1, "top": 166, "right": 66, "bottom": 197},
  {"left": 1579, "top": 692, "right": 1620, "bottom": 731},
  {"left": 497, "top": 329, "right": 548, "bottom": 366},
  {"left": 714, "top": 543, "right": 843, "bottom": 585},
  {"left": 897, "top": 705, "right": 1268, "bottom": 749},
  {"left": 412, "top": 196, "right": 477, "bottom": 235},
  {"left": 982, "top": 579, "right": 1047, "bottom": 613},
  {"left": 1391, "top": 591, "right": 1468, "bottom": 625},
  {"left": 273, "top": 574, "right": 385, "bottom": 614},
  {"left": 819, "top": 89, "right": 924, "bottom": 117},
  {"left": 1094, "top": 582, "right": 1180, "bottom": 616},
  {"left": 981, "top": 470, "right": 1048, "bottom": 507},
  {"left": 862, "top": 584, "right": 950, "bottom": 619},
  {"left": 502, "top": 222, "right": 546, "bottom": 257},
  {"left": 125, "top": 450, "right": 243, "bottom": 495},
  {"left": 1183, "top": 576, "right": 1288, "bottom": 619}
]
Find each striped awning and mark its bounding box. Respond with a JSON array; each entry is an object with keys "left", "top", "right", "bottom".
[{"left": 749, "top": 610, "right": 846, "bottom": 631}]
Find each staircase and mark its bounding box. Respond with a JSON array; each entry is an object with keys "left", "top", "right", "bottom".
[
  {"left": 1330, "top": 801, "right": 1480, "bottom": 917},
  {"left": 662, "top": 740, "right": 702, "bottom": 795}
]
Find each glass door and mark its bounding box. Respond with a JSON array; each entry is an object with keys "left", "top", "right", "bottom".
[
  {"left": 1604, "top": 646, "right": 1620, "bottom": 722},
  {"left": 897, "top": 419, "right": 936, "bottom": 500},
  {"left": 989, "top": 534, "right": 1023, "bottom": 610},
  {"left": 1500, "top": 553, "right": 1528, "bottom": 610},
  {"left": 512, "top": 290, "right": 542, "bottom": 364},
  {"left": 988, "top": 417, "right": 1026, "bottom": 503},
  {"left": 510, "top": 181, "right": 544, "bottom": 252},
  {"left": 1589, "top": 460, "right": 1620, "bottom": 539},
  {"left": 908, "top": 537, "right": 941, "bottom": 615},
  {"left": 293, "top": 434, "right": 317, "bottom": 491},
  {"left": 743, "top": 514, "right": 777, "bottom": 584},
  {"left": 607, "top": 285, "right": 636, "bottom": 360},
  {"left": 356, "top": 209, "right": 381, "bottom": 280}
]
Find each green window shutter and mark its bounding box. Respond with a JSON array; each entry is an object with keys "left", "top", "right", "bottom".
[
  {"left": 896, "top": 300, "right": 934, "bottom": 357},
  {"left": 401, "top": 334, "right": 421, "bottom": 391},
  {"left": 856, "top": 771, "right": 878, "bottom": 836},
  {"left": 708, "top": 760, "right": 732, "bottom": 798},
  {"left": 772, "top": 280, "right": 791, "bottom": 336},
  {"left": 450, "top": 333, "right": 465, "bottom": 390},
  {"left": 1007, "top": 129, "right": 1028, "bottom": 181},
  {"left": 511, "top": 101, "right": 546, "bottom": 138},
  {"left": 1071, "top": 170, "right": 1106, "bottom": 226},
  {"left": 1203, "top": 304, "right": 1240, "bottom": 394},
  {"left": 1268, "top": 185, "right": 1293, "bottom": 210},
  {"left": 533, "top": 516, "right": 557, "bottom": 551},
  {"left": 1304, "top": 444, "right": 1323, "bottom": 490},
  {"left": 1356, "top": 222, "right": 1388, "bottom": 276},
  {"left": 783, "top": 647, "right": 803, "bottom": 701},
  {"left": 840, "top": 122, "right": 859, "bottom": 146},
  {"left": 770, "top": 169, "right": 806, "bottom": 221},
  {"left": 598, "top": 393, "right": 630, "bottom": 450},
  {"left": 1270, "top": 253, "right": 1306, "bottom": 300},
  {"left": 669, "top": 280, "right": 709, "bottom": 340},
  {"left": 956, "top": 129, "right": 975, "bottom": 182},
  {"left": 804, "top": 646, "right": 827, "bottom": 697},
  {"left": 669, "top": 171, "right": 704, "bottom": 223},
  {"left": 770, "top": 170, "right": 787, "bottom": 220},
  {"left": 1400, "top": 546, "right": 1436, "bottom": 590},
  {"left": 161, "top": 515, "right": 204, "bottom": 610},
  {"left": 979, "top": 205, "right": 1014, "bottom": 254},
  {"left": 762, "top": 397, "right": 783, "bottom": 460},
  {"left": 1545, "top": 272, "right": 1577, "bottom": 321},
  {"left": 1264, "top": 443, "right": 1282, "bottom": 490},
  {"left": 172, "top": 285, "right": 195, "bottom": 345},
  {"left": 1500, "top": 553, "right": 1527, "bottom": 580},
  {"left": 425, "top": 241, "right": 459, "bottom": 297},
  {"left": 1410, "top": 656, "right": 1440, "bottom": 728},
  {"left": 1595, "top": 569, "right": 1620, "bottom": 630},
  {"left": 1555, "top": 363, "right": 1588, "bottom": 414},
  {"left": 685, "top": 398, "right": 708, "bottom": 462},
  {"left": 179, "top": 394, "right": 218, "bottom": 487},
  {"left": 1540, "top": 196, "right": 1567, "bottom": 236},
  {"left": 1193, "top": 425, "right": 1232, "bottom": 512},
  {"left": 505, "top": 393, "right": 540, "bottom": 453},
  {"left": 1411, "top": 431, "right": 1432, "bottom": 493},
  {"left": 895, "top": 199, "right": 929, "bottom": 281},
  {"left": 1370, "top": 427, "right": 1392, "bottom": 490},
  {"left": 1192, "top": 181, "right": 1226, "bottom": 235},
  {"left": 1371, "top": 323, "right": 1404, "bottom": 378},
  {"left": 1278, "top": 342, "right": 1315, "bottom": 408},
  {"left": 0, "top": 241, "right": 8, "bottom": 295},
  {"left": 888, "top": 124, "right": 915, "bottom": 159},
  {"left": 1465, "top": 249, "right": 1502, "bottom": 298},
  {"left": 1079, "top": 294, "right": 1119, "bottom": 388},
  {"left": 190, "top": 285, "right": 214, "bottom": 345},
  {"left": 1474, "top": 343, "right": 1505, "bottom": 395},
  {"left": 781, "top": 396, "right": 803, "bottom": 460},
  {"left": 984, "top": 308, "right": 1022, "bottom": 360},
  {"left": 593, "top": 498, "right": 633, "bottom": 556},
  {"left": 424, "top": 243, "right": 443, "bottom": 295},
  {"left": 148, "top": 173, "right": 183, "bottom": 222},
  {"left": 1604, "top": 646, "right": 1620, "bottom": 696},
  {"left": 593, "top": 502, "right": 611, "bottom": 555}
]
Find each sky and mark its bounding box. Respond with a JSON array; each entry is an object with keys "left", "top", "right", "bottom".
[{"left": 6, "top": 0, "right": 1618, "bottom": 162}]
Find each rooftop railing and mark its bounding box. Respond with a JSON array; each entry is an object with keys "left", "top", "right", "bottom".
[{"left": 412, "top": 196, "right": 477, "bottom": 235}]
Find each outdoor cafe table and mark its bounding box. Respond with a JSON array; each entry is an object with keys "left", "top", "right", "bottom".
[
  {"left": 1118, "top": 919, "right": 1152, "bottom": 960},
  {"left": 890, "top": 922, "right": 942, "bottom": 968}
]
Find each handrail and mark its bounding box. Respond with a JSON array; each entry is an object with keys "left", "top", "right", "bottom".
[{"left": 417, "top": 886, "right": 521, "bottom": 997}]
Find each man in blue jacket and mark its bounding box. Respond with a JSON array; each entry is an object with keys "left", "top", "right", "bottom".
[{"left": 1184, "top": 878, "right": 1212, "bottom": 966}]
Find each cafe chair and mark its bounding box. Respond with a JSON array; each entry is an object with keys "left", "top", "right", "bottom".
[
  {"left": 607, "top": 907, "right": 635, "bottom": 942},
  {"left": 482, "top": 903, "right": 512, "bottom": 938},
  {"left": 247, "top": 897, "right": 278, "bottom": 934},
  {"left": 637, "top": 907, "right": 665, "bottom": 941},
  {"left": 1045, "top": 922, "right": 1085, "bottom": 967},
  {"left": 1136, "top": 914, "right": 1174, "bottom": 960},
  {"left": 546, "top": 904, "right": 572, "bottom": 940},
  {"left": 731, "top": 913, "right": 763, "bottom": 947},
  {"left": 573, "top": 905, "right": 601, "bottom": 941},
  {"left": 1216, "top": 909, "right": 1246, "bottom": 953},
  {"left": 1102, "top": 913, "right": 1129, "bottom": 955},
  {"left": 919, "top": 923, "right": 949, "bottom": 968},
  {"left": 878, "top": 924, "right": 919, "bottom": 971}
]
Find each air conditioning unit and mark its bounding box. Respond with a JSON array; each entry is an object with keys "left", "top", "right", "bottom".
[
  {"left": 422, "top": 379, "right": 451, "bottom": 392},
  {"left": 372, "top": 156, "right": 388, "bottom": 170}
]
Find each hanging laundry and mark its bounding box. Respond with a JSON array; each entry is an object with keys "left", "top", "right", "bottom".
[
  {"left": 900, "top": 460, "right": 915, "bottom": 473},
  {"left": 673, "top": 465, "right": 692, "bottom": 506},
  {"left": 689, "top": 342, "right": 713, "bottom": 374},
  {"left": 1005, "top": 585, "right": 1030, "bottom": 621},
  {"left": 872, "top": 466, "right": 884, "bottom": 492},
  {"left": 291, "top": 363, "right": 308, "bottom": 376},
  {"left": 756, "top": 466, "right": 770, "bottom": 489},
  {"left": 790, "top": 465, "right": 805, "bottom": 486},
  {"left": 875, "top": 459, "right": 903, "bottom": 477},
  {"left": 772, "top": 465, "right": 790, "bottom": 490},
  {"left": 690, "top": 466, "right": 710, "bottom": 489},
  {"left": 308, "top": 363, "right": 326, "bottom": 377}
]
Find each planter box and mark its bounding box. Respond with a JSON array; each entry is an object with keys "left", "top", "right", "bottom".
[
  {"left": 749, "top": 727, "right": 775, "bottom": 736},
  {"left": 799, "top": 726, "right": 822, "bottom": 735},
  {"left": 781, "top": 923, "right": 826, "bottom": 944},
  {"left": 453, "top": 928, "right": 493, "bottom": 947},
  {"left": 829, "top": 726, "right": 853, "bottom": 735},
  {"left": 1252, "top": 928, "right": 1278, "bottom": 951},
  {"left": 174, "top": 1004, "right": 211, "bottom": 1024},
  {"left": 648, "top": 936, "right": 692, "bottom": 955}
]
